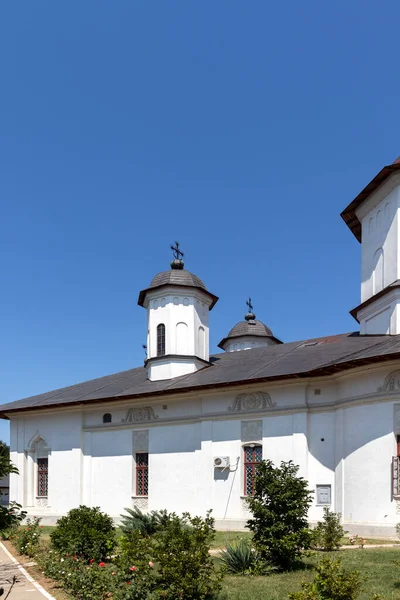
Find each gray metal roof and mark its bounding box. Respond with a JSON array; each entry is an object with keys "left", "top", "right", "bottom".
[
  {"left": 151, "top": 269, "right": 206, "bottom": 290},
  {"left": 2, "top": 332, "right": 400, "bottom": 416},
  {"left": 228, "top": 319, "right": 274, "bottom": 338},
  {"left": 137, "top": 269, "right": 219, "bottom": 309}
]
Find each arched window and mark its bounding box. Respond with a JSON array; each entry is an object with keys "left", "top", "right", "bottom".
[
  {"left": 103, "top": 413, "right": 112, "bottom": 424},
  {"left": 157, "top": 324, "right": 166, "bottom": 357},
  {"left": 243, "top": 444, "right": 262, "bottom": 496},
  {"left": 26, "top": 434, "right": 50, "bottom": 503}
]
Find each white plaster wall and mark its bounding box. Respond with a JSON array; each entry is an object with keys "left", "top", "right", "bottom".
[
  {"left": 211, "top": 420, "right": 242, "bottom": 521},
  {"left": 148, "top": 357, "right": 207, "bottom": 381},
  {"left": 307, "top": 411, "right": 335, "bottom": 521},
  {"left": 148, "top": 423, "right": 207, "bottom": 515},
  {"left": 90, "top": 429, "right": 132, "bottom": 515},
  {"left": 342, "top": 402, "right": 396, "bottom": 526}
]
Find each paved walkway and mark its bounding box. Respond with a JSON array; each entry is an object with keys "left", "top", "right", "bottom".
[{"left": 0, "top": 542, "right": 54, "bottom": 600}]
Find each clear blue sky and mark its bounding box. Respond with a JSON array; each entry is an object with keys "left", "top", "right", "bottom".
[{"left": 1, "top": 1, "right": 399, "bottom": 444}]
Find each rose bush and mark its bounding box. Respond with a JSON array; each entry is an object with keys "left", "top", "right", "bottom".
[
  {"left": 37, "top": 550, "right": 116, "bottom": 600},
  {"left": 13, "top": 516, "right": 42, "bottom": 557}
]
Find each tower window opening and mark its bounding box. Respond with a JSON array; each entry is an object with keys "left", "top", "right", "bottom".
[{"left": 157, "top": 324, "right": 166, "bottom": 357}]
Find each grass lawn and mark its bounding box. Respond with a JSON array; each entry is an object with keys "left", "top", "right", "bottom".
[
  {"left": 221, "top": 548, "right": 400, "bottom": 600},
  {"left": 212, "top": 530, "right": 400, "bottom": 549}
]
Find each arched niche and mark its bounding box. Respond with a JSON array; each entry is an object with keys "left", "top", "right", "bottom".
[{"left": 25, "top": 433, "right": 51, "bottom": 508}]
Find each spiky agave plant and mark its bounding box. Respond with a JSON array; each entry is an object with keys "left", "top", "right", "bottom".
[
  {"left": 120, "top": 506, "right": 169, "bottom": 535},
  {"left": 217, "top": 538, "right": 255, "bottom": 574}
]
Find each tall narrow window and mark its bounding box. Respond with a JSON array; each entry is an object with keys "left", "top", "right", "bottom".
[
  {"left": 244, "top": 445, "right": 262, "bottom": 496},
  {"left": 136, "top": 452, "right": 149, "bottom": 496},
  {"left": 37, "top": 458, "right": 48, "bottom": 497},
  {"left": 157, "top": 324, "right": 166, "bottom": 357}
]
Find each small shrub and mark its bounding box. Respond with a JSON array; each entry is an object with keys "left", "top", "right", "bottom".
[
  {"left": 289, "top": 557, "right": 364, "bottom": 600},
  {"left": 313, "top": 507, "right": 347, "bottom": 551},
  {"left": 217, "top": 538, "right": 255, "bottom": 574},
  {"left": 247, "top": 460, "right": 314, "bottom": 571},
  {"left": 120, "top": 506, "right": 169, "bottom": 535},
  {"left": 14, "top": 516, "right": 42, "bottom": 557},
  {"left": 50, "top": 505, "right": 116, "bottom": 562}
]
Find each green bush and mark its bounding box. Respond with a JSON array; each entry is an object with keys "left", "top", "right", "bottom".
[
  {"left": 313, "top": 507, "right": 347, "bottom": 551},
  {"left": 13, "top": 516, "right": 42, "bottom": 557},
  {"left": 120, "top": 506, "right": 169, "bottom": 535},
  {"left": 217, "top": 538, "right": 256, "bottom": 574},
  {"left": 116, "top": 511, "right": 223, "bottom": 600},
  {"left": 246, "top": 460, "right": 314, "bottom": 571},
  {"left": 0, "top": 501, "right": 27, "bottom": 537},
  {"left": 288, "top": 557, "right": 364, "bottom": 600},
  {"left": 50, "top": 505, "right": 116, "bottom": 562}
]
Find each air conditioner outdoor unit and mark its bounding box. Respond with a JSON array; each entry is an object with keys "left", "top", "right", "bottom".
[{"left": 213, "top": 456, "right": 230, "bottom": 469}]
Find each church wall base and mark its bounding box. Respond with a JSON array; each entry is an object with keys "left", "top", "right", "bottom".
[{"left": 22, "top": 512, "right": 400, "bottom": 539}]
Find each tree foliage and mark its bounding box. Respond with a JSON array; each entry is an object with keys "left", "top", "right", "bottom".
[
  {"left": 0, "top": 442, "right": 18, "bottom": 481},
  {"left": 246, "top": 460, "right": 313, "bottom": 571},
  {"left": 0, "top": 441, "right": 25, "bottom": 534}
]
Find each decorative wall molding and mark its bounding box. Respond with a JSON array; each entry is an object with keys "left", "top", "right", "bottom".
[
  {"left": 228, "top": 392, "right": 275, "bottom": 413},
  {"left": 132, "top": 496, "right": 149, "bottom": 511},
  {"left": 132, "top": 430, "right": 149, "bottom": 452},
  {"left": 122, "top": 407, "right": 159, "bottom": 424},
  {"left": 241, "top": 420, "right": 262, "bottom": 443},
  {"left": 378, "top": 370, "right": 400, "bottom": 393},
  {"left": 36, "top": 497, "right": 48, "bottom": 508},
  {"left": 240, "top": 497, "right": 251, "bottom": 513},
  {"left": 25, "top": 431, "right": 51, "bottom": 453}
]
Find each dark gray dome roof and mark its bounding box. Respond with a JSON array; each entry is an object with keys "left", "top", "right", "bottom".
[
  {"left": 227, "top": 320, "right": 274, "bottom": 338},
  {"left": 138, "top": 268, "right": 218, "bottom": 309},
  {"left": 218, "top": 319, "right": 282, "bottom": 349},
  {"left": 149, "top": 269, "right": 206, "bottom": 290}
]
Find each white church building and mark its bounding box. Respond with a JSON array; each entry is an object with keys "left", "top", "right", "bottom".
[{"left": 3, "top": 158, "right": 400, "bottom": 536}]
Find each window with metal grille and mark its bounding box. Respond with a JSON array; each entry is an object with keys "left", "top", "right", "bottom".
[
  {"left": 37, "top": 458, "right": 48, "bottom": 497},
  {"left": 157, "top": 324, "right": 166, "bottom": 357},
  {"left": 136, "top": 452, "right": 148, "bottom": 496},
  {"left": 244, "top": 445, "right": 262, "bottom": 496}
]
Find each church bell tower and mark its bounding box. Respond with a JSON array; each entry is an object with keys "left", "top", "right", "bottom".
[
  {"left": 138, "top": 243, "right": 218, "bottom": 381},
  {"left": 342, "top": 158, "right": 400, "bottom": 334}
]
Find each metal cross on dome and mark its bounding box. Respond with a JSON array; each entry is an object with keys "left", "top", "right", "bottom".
[
  {"left": 246, "top": 298, "right": 253, "bottom": 312},
  {"left": 170, "top": 241, "right": 184, "bottom": 261}
]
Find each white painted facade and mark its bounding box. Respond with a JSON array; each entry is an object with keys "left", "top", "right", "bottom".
[
  {"left": 7, "top": 361, "right": 400, "bottom": 535},
  {"left": 7, "top": 158, "right": 400, "bottom": 536},
  {"left": 355, "top": 172, "right": 400, "bottom": 334}
]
